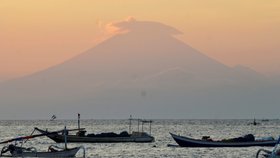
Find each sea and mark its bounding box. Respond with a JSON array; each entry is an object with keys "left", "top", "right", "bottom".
[{"left": 0, "top": 119, "right": 280, "bottom": 158}]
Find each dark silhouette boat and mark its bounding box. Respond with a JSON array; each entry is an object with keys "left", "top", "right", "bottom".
[
  {"left": 35, "top": 115, "right": 154, "bottom": 143},
  {"left": 170, "top": 133, "right": 277, "bottom": 147},
  {"left": 0, "top": 126, "right": 85, "bottom": 158},
  {"left": 247, "top": 118, "right": 261, "bottom": 126},
  {"left": 1, "top": 144, "right": 83, "bottom": 157},
  {"left": 35, "top": 127, "right": 154, "bottom": 143}
]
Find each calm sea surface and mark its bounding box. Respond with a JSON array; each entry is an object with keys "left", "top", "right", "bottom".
[{"left": 0, "top": 119, "right": 280, "bottom": 158}]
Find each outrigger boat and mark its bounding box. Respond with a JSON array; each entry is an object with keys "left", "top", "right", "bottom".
[
  {"left": 1, "top": 145, "right": 82, "bottom": 157},
  {"left": 35, "top": 115, "right": 155, "bottom": 143},
  {"left": 170, "top": 133, "right": 277, "bottom": 147},
  {"left": 256, "top": 136, "right": 280, "bottom": 158},
  {"left": 0, "top": 126, "right": 85, "bottom": 157}
]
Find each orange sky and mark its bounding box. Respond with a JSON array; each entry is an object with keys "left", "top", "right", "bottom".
[{"left": 1, "top": 0, "right": 280, "bottom": 81}]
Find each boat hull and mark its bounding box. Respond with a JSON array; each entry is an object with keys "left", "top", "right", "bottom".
[
  {"left": 170, "top": 133, "right": 277, "bottom": 147},
  {"left": 11, "top": 147, "right": 80, "bottom": 157},
  {"left": 36, "top": 128, "right": 154, "bottom": 143},
  {"left": 48, "top": 134, "right": 154, "bottom": 143}
]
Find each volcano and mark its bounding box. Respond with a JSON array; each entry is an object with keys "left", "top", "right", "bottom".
[{"left": 0, "top": 19, "right": 279, "bottom": 119}]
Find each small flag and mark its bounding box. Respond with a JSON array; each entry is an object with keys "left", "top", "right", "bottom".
[{"left": 50, "top": 115, "right": 56, "bottom": 121}]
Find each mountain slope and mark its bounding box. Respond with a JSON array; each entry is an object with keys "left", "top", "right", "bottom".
[{"left": 0, "top": 20, "right": 278, "bottom": 119}]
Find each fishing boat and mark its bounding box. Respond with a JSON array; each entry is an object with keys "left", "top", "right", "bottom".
[
  {"left": 35, "top": 115, "right": 155, "bottom": 143},
  {"left": 248, "top": 118, "right": 261, "bottom": 126},
  {"left": 0, "top": 126, "right": 85, "bottom": 157},
  {"left": 1, "top": 144, "right": 83, "bottom": 157},
  {"left": 170, "top": 133, "right": 277, "bottom": 147},
  {"left": 256, "top": 136, "right": 280, "bottom": 158}
]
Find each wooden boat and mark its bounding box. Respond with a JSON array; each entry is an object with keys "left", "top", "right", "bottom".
[
  {"left": 0, "top": 144, "right": 84, "bottom": 157},
  {"left": 35, "top": 127, "right": 154, "bottom": 143},
  {"left": 248, "top": 118, "right": 261, "bottom": 126},
  {"left": 0, "top": 126, "right": 85, "bottom": 157},
  {"left": 35, "top": 115, "right": 155, "bottom": 143},
  {"left": 170, "top": 133, "right": 277, "bottom": 147}
]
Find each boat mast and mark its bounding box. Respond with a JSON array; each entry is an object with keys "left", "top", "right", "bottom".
[
  {"left": 138, "top": 119, "right": 140, "bottom": 132},
  {"left": 78, "top": 113, "right": 81, "bottom": 131},
  {"left": 64, "top": 126, "right": 67, "bottom": 149},
  {"left": 129, "top": 115, "right": 132, "bottom": 134},
  {"left": 127, "top": 116, "right": 153, "bottom": 135},
  {"left": 141, "top": 121, "right": 144, "bottom": 133},
  {"left": 140, "top": 120, "right": 152, "bottom": 135},
  {"left": 149, "top": 120, "right": 152, "bottom": 135}
]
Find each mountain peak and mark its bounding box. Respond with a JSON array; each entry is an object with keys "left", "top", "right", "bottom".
[{"left": 107, "top": 17, "right": 182, "bottom": 36}]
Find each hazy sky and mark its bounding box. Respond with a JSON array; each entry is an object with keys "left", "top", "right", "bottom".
[{"left": 1, "top": 0, "right": 280, "bottom": 81}]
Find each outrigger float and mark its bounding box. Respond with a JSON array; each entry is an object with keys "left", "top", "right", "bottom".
[
  {"left": 0, "top": 126, "right": 85, "bottom": 157},
  {"left": 256, "top": 137, "right": 280, "bottom": 158}
]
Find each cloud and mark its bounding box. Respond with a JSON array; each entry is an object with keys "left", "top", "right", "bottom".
[
  {"left": 93, "top": 17, "right": 182, "bottom": 46},
  {"left": 105, "top": 16, "right": 137, "bottom": 35},
  {"left": 92, "top": 17, "right": 138, "bottom": 45},
  {"left": 105, "top": 16, "right": 182, "bottom": 35}
]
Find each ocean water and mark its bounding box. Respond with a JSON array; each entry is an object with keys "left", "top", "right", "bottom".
[{"left": 0, "top": 119, "right": 280, "bottom": 158}]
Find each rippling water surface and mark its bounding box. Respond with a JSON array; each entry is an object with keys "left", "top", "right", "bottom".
[{"left": 0, "top": 119, "right": 280, "bottom": 158}]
